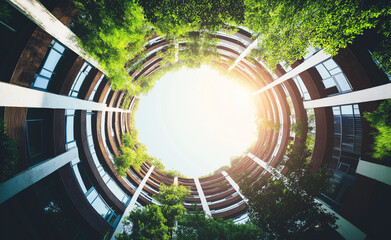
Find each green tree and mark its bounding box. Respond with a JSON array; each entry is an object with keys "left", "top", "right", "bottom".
[
  {"left": 245, "top": 0, "right": 389, "bottom": 69},
  {"left": 138, "top": 0, "right": 244, "bottom": 38},
  {"left": 176, "top": 209, "right": 262, "bottom": 240},
  {"left": 72, "top": 0, "right": 155, "bottom": 94},
  {"left": 116, "top": 183, "right": 190, "bottom": 240},
  {"left": 240, "top": 143, "right": 336, "bottom": 240},
  {"left": 0, "top": 119, "right": 19, "bottom": 183},
  {"left": 364, "top": 99, "right": 391, "bottom": 160}
]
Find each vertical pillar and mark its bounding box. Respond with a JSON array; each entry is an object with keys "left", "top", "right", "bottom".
[
  {"left": 174, "top": 177, "right": 178, "bottom": 185},
  {"left": 221, "top": 171, "right": 246, "bottom": 202},
  {"left": 356, "top": 159, "right": 391, "bottom": 185},
  {"left": 253, "top": 50, "right": 330, "bottom": 95},
  {"left": 228, "top": 39, "right": 259, "bottom": 71},
  {"left": 0, "top": 148, "right": 78, "bottom": 204},
  {"left": 194, "top": 178, "right": 211, "bottom": 217},
  {"left": 303, "top": 83, "right": 391, "bottom": 109},
  {"left": 111, "top": 166, "right": 155, "bottom": 239},
  {"left": 7, "top": 0, "right": 103, "bottom": 72},
  {"left": 0, "top": 82, "right": 128, "bottom": 112}
]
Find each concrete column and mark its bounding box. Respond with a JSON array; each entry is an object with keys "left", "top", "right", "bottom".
[
  {"left": 174, "top": 177, "right": 178, "bottom": 185},
  {"left": 221, "top": 171, "right": 246, "bottom": 202},
  {"left": 194, "top": 177, "right": 212, "bottom": 217},
  {"left": 303, "top": 83, "right": 391, "bottom": 109},
  {"left": 356, "top": 159, "right": 391, "bottom": 185},
  {"left": 253, "top": 50, "right": 330, "bottom": 95},
  {"left": 6, "top": 0, "right": 104, "bottom": 73},
  {"left": 111, "top": 166, "right": 155, "bottom": 239},
  {"left": 228, "top": 39, "right": 259, "bottom": 71},
  {"left": 247, "top": 152, "right": 366, "bottom": 240},
  {"left": 0, "top": 148, "right": 78, "bottom": 204},
  {"left": 247, "top": 152, "right": 283, "bottom": 178},
  {"left": 0, "top": 82, "right": 129, "bottom": 113}
]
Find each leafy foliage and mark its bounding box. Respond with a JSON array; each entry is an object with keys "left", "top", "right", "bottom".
[
  {"left": 0, "top": 119, "right": 19, "bottom": 183},
  {"left": 364, "top": 99, "right": 391, "bottom": 160},
  {"left": 371, "top": 6, "right": 391, "bottom": 75},
  {"left": 139, "top": 0, "right": 244, "bottom": 38},
  {"left": 154, "top": 184, "right": 190, "bottom": 206},
  {"left": 72, "top": 0, "right": 155, "bottom": 94},
  {"left": 245, "top": 0, "right": 389, "bottom": 69},
  {"left": 260, "top": 118, "right": 281, "bottom": 132},
  {"left": 240, "top": 142, "right": 335, "bottom": 240},
  {"left": 117, "top": 184, "right": 189, "bottom": 240},
  {"left": 0, "top": 0, "right": 11, "bottom": 21},
  {"left": 176, "top": 209, "right": 262, "bottom": 240},
  {"left": 162, "top": 169, "right": 187, "bottom": 178}
]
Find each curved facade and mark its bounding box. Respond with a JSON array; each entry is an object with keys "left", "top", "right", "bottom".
[{"left": 1, "top": 1, "right": 391, "bottom": 239}]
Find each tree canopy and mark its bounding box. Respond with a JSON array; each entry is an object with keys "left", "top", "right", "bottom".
[
  {"left": 364, "top": 99, "right": 391, "bottom": 160},
  {"left": 245, "top": 0, "right": 390, "bottom": 69},
  {"left": 176, "top": 209, "right": 262, "bottom": 240},
  {"left": 240, "top": 142, "right": 336, "bottom": 240},
  {"left": 116, "top": 183, "right": 189, "bottom": 240},
  {"left": 0, "top": 119, "right": 18, "bottom": 183}
]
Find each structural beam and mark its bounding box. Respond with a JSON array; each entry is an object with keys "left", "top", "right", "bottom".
[
  {"left": 303, "top": 83, "right": 391, "bottom": 109},
  {"left": 253, "top": 50, "right": 330, "bottom": 95},
  {"left": 111, "top": 166, "right": 155, "bottom": 239},
  {"left": 0, "top": 82, "right": 129, "bottom": 112},
  {"left": 0, "top": 148, "right": 78, "bottom": 204},
  {"left": 356, "top": 160, "right": 391, "bottom": 185},
  {"left": 194, "top": 178, "right": 212, "bottom": 217},
  {"left": 248, "top": 152, "right": 366, "bottom": 240},
  {"left": 221, "top": 171, "right": 246, "bottom": 202},
  {"left": 6, "top": 0, "right": 104, "bottom": 73},
  {"left": 228, "top": 39, "right": 258, "bottom": 71}
]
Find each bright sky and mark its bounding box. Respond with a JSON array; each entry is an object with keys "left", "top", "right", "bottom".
[{"left": 135, "top": 65, "right": 258, "bottom": 177}]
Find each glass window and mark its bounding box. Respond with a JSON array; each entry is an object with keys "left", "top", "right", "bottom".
[
  {"left": 334, "top": 73, "right": 351, "bottom": 92},
  {"left": 32, "top": 76, "right": 50, "bottom": 89},
  {"left": 91, "top": 195, "right": 110, "bottom": 217},
  {"left": 44, "top": 51, "right": 62, "bottom": 71},
  {"left": 323, "top": 59, "right": 338, "bottom": 70},
  {"left": 26, "top": 120, "right": 43, "bottom": 157},
  {"left": 86, "top": 188, "right": 98, "bottom": 203},
  {"left": 31, "top": 40, "right": 66, "bottom": 91},
  {"left": 315, "top": 64, "right": 330, "bottom": 79},
  {"left": 323, "top": 77, "right": 336, "bottom": 88},
  {"left": 66, "top": 116, "right": 74, "bottom": 142}
]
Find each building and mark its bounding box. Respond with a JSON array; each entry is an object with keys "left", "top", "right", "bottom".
[{"left": 1, "top": 0, "right": 390, "bottom": 239}]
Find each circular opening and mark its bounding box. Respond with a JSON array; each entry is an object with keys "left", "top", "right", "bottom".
[{"left": 136, "top": 65, "right": 259, "bottom": 177}]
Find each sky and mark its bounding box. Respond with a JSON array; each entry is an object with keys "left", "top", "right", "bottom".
[{"left": 135, "top": 65, "right": 258, "bottom": 177}]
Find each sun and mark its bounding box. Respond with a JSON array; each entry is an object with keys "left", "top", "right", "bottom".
[{"left": 136, "top": 65, "right": 259, "bottom": 177}]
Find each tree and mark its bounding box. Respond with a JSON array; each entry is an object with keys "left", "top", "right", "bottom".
[
  {"left": 116, "top": 183, "right": 190, "bottom": 240},
  {"left": 138, "top": 0, "right": 245, "bottom": 38},
  {"left": 364, "top": 99, "right": 391, "bottom": 160},
  {"left": 0, "top": 119, "right": 18, "bottom": 182},
  {"left": 245, "top": 0, "right": 390, "bottom": 69},
  {"left": 239, "top": 143, "right": 336, "bottom": 240},
  {"left": 176, "top": 209, "right": 262, "bottom": 240},
  {"left": 72, "top": 0, "right": 155, "bottom": 94}
]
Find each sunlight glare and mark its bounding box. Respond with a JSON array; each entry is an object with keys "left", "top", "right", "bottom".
[{"left": 136, "top": 65, "right": 258, "bottom": 177}]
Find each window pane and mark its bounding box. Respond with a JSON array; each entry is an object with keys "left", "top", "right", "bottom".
[
  {"left": 44, "top": 50, "right": 62, "bottom": 71},
  {"left": 334, "top": 73, "right": 351, "bottom": 92},
  {"left": 33, "top": 76, "right": 49, "bottom": 89},
  {"left": 323, "top": 77, "right": 336, "bottom": 88},
  {"left": 40, "top": 68, "right": 53, "bottom": 78},
  {"left": 53, "top": 42, "right": 65, "bottom": 53},
  {"left": 315, "top": 64, "right": 330, "bottom": 79},
  {"left": 66, "top": 116, "right": 74, "bottom": 142},
  {"left": 323, "top": 59, "right": 338, "bottom": 71},
  {"left": 27, "top": 120, "right": 43, "bottom": 157}
]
